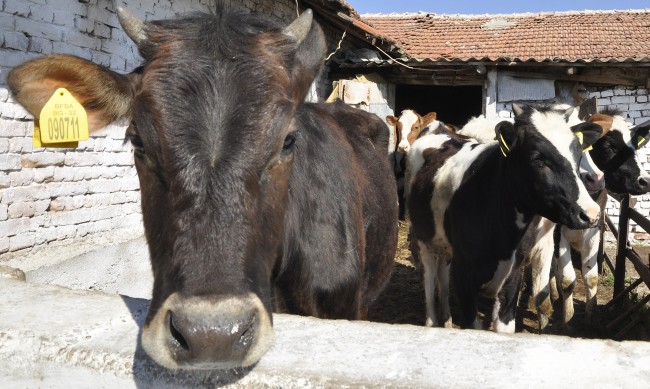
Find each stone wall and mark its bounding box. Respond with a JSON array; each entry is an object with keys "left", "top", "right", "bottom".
[{"left": 0, "top": 0, "right": 315, "bottom": 258}]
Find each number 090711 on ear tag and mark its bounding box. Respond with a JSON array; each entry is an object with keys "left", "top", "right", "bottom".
[{"left": 35, "top": 87, "right": 89, "bottom": 147}]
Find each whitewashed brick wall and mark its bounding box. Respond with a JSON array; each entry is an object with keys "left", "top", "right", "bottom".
[{"left": 0, "top": 0, "right": 302, "bottom": 258}]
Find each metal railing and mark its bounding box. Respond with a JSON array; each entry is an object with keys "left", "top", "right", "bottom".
[{"left": 601, "top": 194, "right": 650, "bottom": 339}]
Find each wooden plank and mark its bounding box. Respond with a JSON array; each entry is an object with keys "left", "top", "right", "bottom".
[
  {"left": 628, "top": 208, "right": 650, "bottom": 233},
  {"left": 501, "top": 70, "right": 647, "bottom": 86},
  {"left": 614, "top": 195, "right": 630, "bottom": 296},
  {"left": 625, "top": 248, "right": 650, "bottom": 288}
]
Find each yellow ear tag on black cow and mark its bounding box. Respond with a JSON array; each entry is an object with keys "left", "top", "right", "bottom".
[
  {"left": 575, "top": 131, "right": 593, "bottom": 153},
  {"left": 34, "top": 88, "right": 88, "bottom": 148},
  {"left": 498, "top": 133, "right": 511, "bottom": 157},
  {"left": 638, "top": 135, "right": 648, "bottom": 149}
]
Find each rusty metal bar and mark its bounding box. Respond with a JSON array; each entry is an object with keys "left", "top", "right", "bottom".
[{"left": 614, "top": 195, "right": 631, "bottom": 296}]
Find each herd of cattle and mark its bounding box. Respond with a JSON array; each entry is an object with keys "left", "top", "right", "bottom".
[
  {"left": 6, "top": 7, "right": 650, "bottom": 371},
  {"left": 388, "top": 102, "right": 650, "bottom": 334}
]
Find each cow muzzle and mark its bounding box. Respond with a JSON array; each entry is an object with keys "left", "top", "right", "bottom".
[{"left": 141, "top": 293, "right": 274, "bottom": 370}]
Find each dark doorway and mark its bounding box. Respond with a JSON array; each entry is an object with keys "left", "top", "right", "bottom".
[{"left": 395, "top": 85, "right": 483, "bottom": 127}]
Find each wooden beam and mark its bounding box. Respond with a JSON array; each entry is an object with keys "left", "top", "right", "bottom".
[{"left": 501, "top": 70, "right": 649, "bottom": 86}]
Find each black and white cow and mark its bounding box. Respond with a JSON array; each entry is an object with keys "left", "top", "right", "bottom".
[
  {"left": 8, "top": 7, "right": 398, "bottom": 370},
  {"left": 406, "top": 104, "right": 602, "bottom": 331},
  {"left": 554, "top": 109, "right": 650, "bottom": 329}
]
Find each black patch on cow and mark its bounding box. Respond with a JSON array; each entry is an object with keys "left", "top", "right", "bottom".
[{"left": 408, "top": 139, "right": 466, "bottom": 242}]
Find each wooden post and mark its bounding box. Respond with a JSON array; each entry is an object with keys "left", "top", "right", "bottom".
[{"left": 614, "top": 194, "right": 630, "bottom": 297}]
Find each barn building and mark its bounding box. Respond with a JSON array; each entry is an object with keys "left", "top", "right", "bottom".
[{"left": 327, "top": 9, "right": 650, "bottom": 236}]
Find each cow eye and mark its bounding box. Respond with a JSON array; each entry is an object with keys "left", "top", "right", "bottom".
[
  {"left": 127, "top": 133, "right": 145, "bottom": 158},
  {"left": 282, "top": 133, "right": 296, "bottom": 152},
  {"left": 531, "top": 154, "right": 547, "bottom": 170}
]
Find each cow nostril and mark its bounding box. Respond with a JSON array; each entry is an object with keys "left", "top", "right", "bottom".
[
  {"left": 639, "top": 177, "right": 648, "bottom": 188},
  {"left": 578, "top": 211, "right": 591, "bottom": 224},
  {"left": 238, "top": 315, "right": 256, "bottom": 348},
  {"left": 169, "top": 312, "right": 190, "bottom": 352}
]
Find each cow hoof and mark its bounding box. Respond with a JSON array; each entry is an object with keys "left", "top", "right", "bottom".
[
  {"left": 443, "top": 318, "right": 453, "bottom": 328},
  {"left": 425, "top": 318, "right": 435, "bottom": 327}
]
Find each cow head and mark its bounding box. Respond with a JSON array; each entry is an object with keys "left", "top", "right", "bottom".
[
  {"left": 386, "top": 110, "right": 437, "bottom": 153},
  {"left": 8, "top": 7, "right": 326, "bottom": 370},
  {"left": 497, "top": 104, "right": 602, "bottom": 229},
  {"left": 588, "top": 109, "right": 650, "bottom": 195}
]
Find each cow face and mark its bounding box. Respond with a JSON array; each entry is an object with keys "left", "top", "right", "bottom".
[
  {"left": 387, "top": 110, "right": 437, "bottom": 153},
  {"left": 499, "top": 105, "right": 601, "bottom": 229},
  {"left": 588, "top": 111, "right": 650, "bottom": 195},
  {"left": 8, "top": 8, "right": 325, "bottom": 370}
]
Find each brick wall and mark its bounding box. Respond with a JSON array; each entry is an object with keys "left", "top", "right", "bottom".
[{"left": 0, "top": 0, "right": 307, "bottom": 258}]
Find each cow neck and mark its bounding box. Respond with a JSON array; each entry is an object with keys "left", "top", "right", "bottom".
[
  {"left": 456, "top": 144, "right": 532, "bottom": 234},
  {"left": 489, "top": 144, "right": 535, "bottom": 234}
]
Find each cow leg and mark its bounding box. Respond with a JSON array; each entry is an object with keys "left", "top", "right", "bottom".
[
  {"left": 419, "top": 241, "right": 440, "bottom": 327},
  {"left": 578, "top": 228, "right": 601, "bottom": 322},
  {"left": 493, "top": 266, "right": 522, "bottom": 333},
  {"left": 436, "top": 258, "right": 453, "bottom": 328},
  {"left": 452, "top": 261, "right": 480, "bottom": 329},
  {"left": 529, "top": 224, "right": 556, "bottom": 331},
  {"left": 556, "top": 234, "right": 576, "bottom": 331}
]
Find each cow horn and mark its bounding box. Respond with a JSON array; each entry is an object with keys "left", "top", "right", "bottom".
[
  {"left": 117, "top": 6, "right": 147, "bottom": 46},
  {"left": 284, "top": 9, "right": 313, "bottom": 45}
]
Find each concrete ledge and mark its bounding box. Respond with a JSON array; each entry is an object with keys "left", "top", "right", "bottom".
[{"left": 1, "top": 278, "right": 649, "bottom": 388}]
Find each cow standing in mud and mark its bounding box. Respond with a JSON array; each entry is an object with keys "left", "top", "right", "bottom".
[{"left": 8, "top": 7, "right": 398, "bottom": 370}]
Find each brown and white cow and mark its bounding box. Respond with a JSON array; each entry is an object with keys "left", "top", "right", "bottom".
[
  {"left": 405, "top": 104, "right": 602, "bottom": 331},
  {"left": 386, "top": 110, "right": 439, "bottom": 154},
  {"left": 8, "top": 7, "right": 398, "bottom": 370}
]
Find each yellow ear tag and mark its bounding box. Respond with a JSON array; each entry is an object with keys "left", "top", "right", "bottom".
[
  {"left": 499, "top": 133, "right": 511, "bottom": 157},
  {"left": 575, "top": 131, "right": 593, "bottom": 152},
  {"left": 638, "top": 136, "right": 648, "bottom": 148},
  {"left": 35, "top": 88, "right": 88, "bottom": 147}
]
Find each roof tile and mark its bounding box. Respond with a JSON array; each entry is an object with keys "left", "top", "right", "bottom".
[{"left": 361, "top": 10, "right": 650, "bottom": 62}]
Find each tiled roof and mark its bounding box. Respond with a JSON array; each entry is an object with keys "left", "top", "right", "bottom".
[{"left": 361, "top": 10, "right": 650, "bottom": 63}]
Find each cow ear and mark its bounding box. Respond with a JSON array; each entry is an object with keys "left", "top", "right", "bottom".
[
  {"left": 578, "top": 96, "right": 598, "bottom": 121},
  {"left": 420, "top": 112, "right": 437, "bottom": 127},
  {"left": 571, "top": 122, "right": 603, "bottom": 150},
  {"left": 495, "top": 120, "right": 517, "bottom": 157},
  {"left": 8, "top": 54, "right": 134, "bottom": 132},
  {"left": 512, "top": 103, "right": 524, "bottom": 117},
  {"left": 386, "top": 115, "right": 399, "bottom": 126},
  {"left": 285, "top": 9, "right": 326, "bottom": 103}
]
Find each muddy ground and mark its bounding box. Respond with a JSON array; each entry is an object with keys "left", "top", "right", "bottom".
[{"left": 367, "top": 222, "right": 650, "bottom": 340}]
